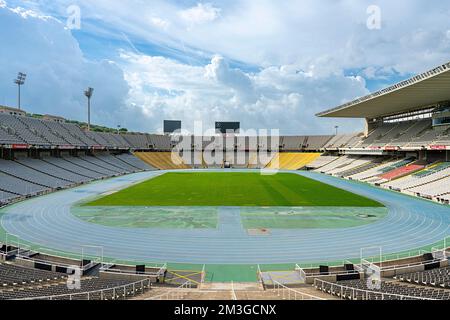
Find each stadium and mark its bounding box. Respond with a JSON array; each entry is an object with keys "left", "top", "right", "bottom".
[{"left": 0, "top": 60, "right": 449, "bottom": 301}]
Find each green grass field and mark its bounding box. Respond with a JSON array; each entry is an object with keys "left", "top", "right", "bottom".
[{"left": 85, "top": 172, "right": 383, "bottom": 207}]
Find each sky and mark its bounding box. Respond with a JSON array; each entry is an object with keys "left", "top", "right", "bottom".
[{"left": 0, "top": 0, "right": 449, "bottom": 135}]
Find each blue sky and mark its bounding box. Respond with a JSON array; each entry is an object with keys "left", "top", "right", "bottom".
[{"left": 1, "top": 0, "right": 449, "bottom": 134}]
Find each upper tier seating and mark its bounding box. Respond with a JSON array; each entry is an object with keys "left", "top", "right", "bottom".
[
  {"left": 63, "top": 123, "right": 100, "bottom": 146},
  {"left": 370, "top": 122, "right": 414, "bottom": 147},
  {"left": 0, "top": 126, "right": 24, "bottom": 145},
  {"left": 304, "top": 135, "right": 333, "bottom": 150},
  {"left": 358, "top": 123, "right": 398, "bottom": 147},
  {"left": 148, "top": 135, "right": 172, "bottom": 151},
  {"left": 123, "top": 134, "right": 150, "bottom": 149},
  {"left": 18, "top": 117, "right": 68, "bottom": 146},
  {"left": 357, "top": 120, "right": 439, "bottom": 148},
  {"left": 388, "top": 120, "right": 432, "bottom": 146},
  {"left": 42, "top": 121, "right": 85, "bottom": 147},
  {"left": 325, "top": 134, "right": 362, "bottom": 149},
  {"left": 434, "top": 130, "right": 450, "bottom": 145},
  {"left": 92, "top": 132, "right": 131, "bottom": 149},
  {"left": 281, "top": 136, "right": 307, "bottom": 151},
  {"left": 407, "top": 125, "right": 449, "bottom": 148},
  {"left": 0, "top": 114, "right": 48, "bottom": 145}
]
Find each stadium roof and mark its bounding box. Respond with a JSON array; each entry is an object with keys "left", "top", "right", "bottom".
[{"left": 317, "top": 61, "right": 450, "bottom": 119}]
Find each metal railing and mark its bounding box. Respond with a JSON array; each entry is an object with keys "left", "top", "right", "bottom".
[
  {"left": 313, "top": 279, "right": 434, "bottom": 301},
  {"left": 293, "top": 239, "right": 450, "bottom": 272},
  {"left": 100, "top": 261, "right": 167, "bottom": 277},
  {"left": 231, "top": 281, "right": 238, "bottom": 301},
  {"left": 272, "top": 281, "right": 324, "bottom": 300},
  {"left": 17, "top": 278, "right": 152, "bottom": 301},
  {"left": 200, "top": 264, "right": 206, "bottom": 284},
  {"left": 146, "top": 281, "right": 194, "bottom": 300}
]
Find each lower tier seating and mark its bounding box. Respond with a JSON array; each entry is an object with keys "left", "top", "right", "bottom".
[
  {"left": 265, "top": 153, "right": 321, "bottom": 170},
  {"left": 134, "top": 152, "right": 191, "bottom": 170},
  {"left": 0, "top": 154, "right": 153, "bottom": 205},
  {"left": 395, "top": 266, "right": 450, "bottom": 289},
  {"left": 315, "top": 278, "right": 450, "bottom": 300}
]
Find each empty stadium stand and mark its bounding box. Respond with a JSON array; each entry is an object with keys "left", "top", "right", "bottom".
[
  {"left": 305, "top": 155, "right": 340, "bottom": 169},
  {"left": 383, "top": 163, "right": 450, "bottom": 191},
  {"left": 0, "top": 262, "right": 67, "bottom": 287},
  {"left": 0, "top": 261, "right": 152, "bottom": 300},
  {"left": 0, "top": 154, "right": 153, "bottom": 206},
  {"left": 395, "top": 266, "right": 450, "bottom": 289},
  {"left": 114, "top": 153, "right": 155, "bottom": 171},
  {"left": 315, "top": 278, "right": 450, "bottom": 300},
  {"left": 265, "top": 153, "right": 321, "bottom": 170},
  {"left": 135, "top": 152, "right": 190, "bottom": 170},
  {"left": 379, "top": 164, "right": 425, "bottom": 181}
]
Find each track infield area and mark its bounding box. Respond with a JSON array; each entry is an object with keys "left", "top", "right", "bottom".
[{"left": 85, "top": 172, "right": 383, "bottom": 207}]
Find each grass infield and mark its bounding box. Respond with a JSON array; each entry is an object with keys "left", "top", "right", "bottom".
[{"left": 85, "top": 172, "right": 383, "bottom": 207}]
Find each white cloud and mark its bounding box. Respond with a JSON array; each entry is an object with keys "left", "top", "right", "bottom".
[
  {"left": 205, "top": 55, "right": 256, "bottom": 104},
  {"left": 120, "top": 52, "right": 367, "bottom": 134},
  {"left": 178, "top": 3, "right": 221, "bottom": 25},
  {"left": 3, "top": 0, "right": 449, "bottom": 135},
  {"left": 150, "top": 16, "right": 170, "bottom": 30},
  {"left": 0, "top": 3, "right": 132, "bottom": 129}
]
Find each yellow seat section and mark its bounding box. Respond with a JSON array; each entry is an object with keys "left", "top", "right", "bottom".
[
  {"left": 265, "top": 153, "right": 321, "bottom": 170},
  {"left": 134, "top": 152, "right": 190, "bottom": 170}
]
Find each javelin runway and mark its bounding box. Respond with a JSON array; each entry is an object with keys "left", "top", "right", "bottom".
[{"left": 1, "top": 170, "right": 449, "bottom": 265}]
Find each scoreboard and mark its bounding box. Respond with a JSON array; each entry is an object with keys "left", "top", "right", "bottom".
[
  {"left": 164, "top": 120, "right": 182, "bottom": 134},
  {"left": 215, "top": 122, "right": 240, "bottom": 134}
]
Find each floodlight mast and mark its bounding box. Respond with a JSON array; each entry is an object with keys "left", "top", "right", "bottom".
[
  {"left": 14, "top": 72, "right": 26, "bottom": 110},
  {"left": 335, "top": 125, "right": 339, "bottom": 136},
  {"left": 84, "top": 87, "right": 94, "bottom": 131}
]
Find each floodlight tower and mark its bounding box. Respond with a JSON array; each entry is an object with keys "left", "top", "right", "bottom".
[
  {"left": 14, "top": 72, "right": 27, "bottom": 110},
  {"left": 84, "top": 87, "right": 94, "bottom": 131},
  {"left": 335, "top": 125, "right": 339, "bottom": 136}
]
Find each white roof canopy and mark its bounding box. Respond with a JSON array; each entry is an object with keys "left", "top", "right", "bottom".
[{"left": 317, "top": 61, "right": 450, "bottom": 119}]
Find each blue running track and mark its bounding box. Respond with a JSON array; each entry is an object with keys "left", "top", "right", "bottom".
[{"left": 1, "top": 170, "right": 449, "bottom": 265}]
